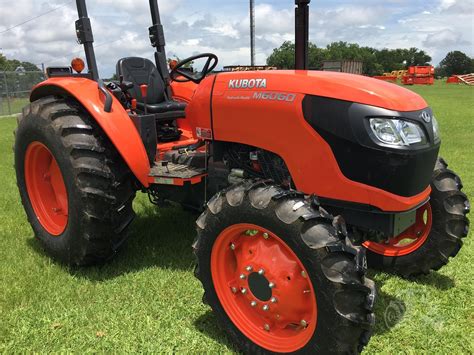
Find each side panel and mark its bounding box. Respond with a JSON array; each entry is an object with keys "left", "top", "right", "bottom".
[
  {"left": 171, "top": 79, "right": 199, "bottom": 133},
  {"left": 211, "top": 74, "right": 430, "bottom": 212},
  {"left": 31, "top": 78, "right": 150, "bottom": 187},
  {"left": 176, "top": 75, "right": 215, "bottom": 138},
  {"left": 171, "top": 80, "right": 198, "bottom": 103}
]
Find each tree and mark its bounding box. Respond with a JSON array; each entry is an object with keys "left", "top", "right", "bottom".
[
  {"left": 403, "top": 48, "right": 431, "bottom": 67},
  {"left": 0, "top": 53, "right": 7, "bottom": 70},
  {"left": 439, "top": 51, "right": 473, "bottom": 77},
  {"left": 266, "top": 41, "right": 296, "bottom": 69},
  {"left": 323, "top": 42, "right": 383, "bottom": 76},
  {"left": 267, "top": 41, "right": 433, "bottom": 75},
  {"left": 0, "top": 54, "right": 40, "bottom": 72},
  {"left": 266, "top": 41, "right": 326, "bottom": 70}
]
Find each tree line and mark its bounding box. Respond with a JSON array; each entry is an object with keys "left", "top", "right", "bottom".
[
  {"left": 0, "top": 54, "right": 44, "bottom": 96},
  {"left": 266, "top": 41, "right": 474, "bottom": 77},
  {"left": 0, "top": 53, "right": 40, "bottom": 72}
]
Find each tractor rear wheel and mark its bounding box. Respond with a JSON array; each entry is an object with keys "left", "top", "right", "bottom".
[
  {"left": 193, "top": 182, "right": 376, "bottom": 353},
  {"left": 364, "top": 158, "right": 470, "bottom": 277},
  {"left": 15, "top": 96, "right": 136, "bottom": 265}
]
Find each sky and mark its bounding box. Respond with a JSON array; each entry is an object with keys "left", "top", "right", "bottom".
[{"left": 0, "top": 0, "right": 472, "bottom": 77}]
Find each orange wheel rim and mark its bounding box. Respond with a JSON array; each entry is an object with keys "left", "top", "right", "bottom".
[
  {"left": 24, "top": 142, "right": 69, "bottom": 235},
  {"left": 363, "top": 203, "right": 432, "bottom": 256},
  {"left": 211, "top": 224, "right": 317, "bottom": 353}
]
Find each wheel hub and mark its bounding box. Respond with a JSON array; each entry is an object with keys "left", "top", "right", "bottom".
[
  {"left": 211, "top": 223, "right": 317, "bottom": 352},
  {"left": 248, "top": 272, "right": 271, "bottom": 301},
  {"left": 24, "top": 142, "right": 68, "bottom": 236}
]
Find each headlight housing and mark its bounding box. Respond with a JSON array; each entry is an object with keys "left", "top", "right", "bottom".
[
  {"left": 369, "top": 118, "right": 427, "bottom": 147},
  {"left": 432, "top": 116, "right": 440, "bottom": 141}
]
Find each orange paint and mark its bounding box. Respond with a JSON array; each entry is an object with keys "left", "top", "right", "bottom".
[
  {"left": 25, "top": 142, "right": 68, "bottom": 235},
  {"left": 211, "top": 224, "right": 317, "bottom": 352},
  {"left": 31, "top": 78, "right": 151, "bottom": 187},
  {"left": 208, "top": 71, "right": 430, "bottom": 212}
]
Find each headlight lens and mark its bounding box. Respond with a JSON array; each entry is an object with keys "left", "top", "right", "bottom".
[
  {"left": 432, "top": 116, "right": 440, "bottom": 141},
  {"left": 369, "top": 118, "right": 427, "bottom": 146}
]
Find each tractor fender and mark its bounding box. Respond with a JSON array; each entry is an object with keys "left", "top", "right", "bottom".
[{"left": 30, "top": 77, "right": 150, "bottom": 187}]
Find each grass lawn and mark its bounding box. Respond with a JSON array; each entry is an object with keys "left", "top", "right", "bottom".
[
  {"left": 0, "top": 81, "right": 473, "bottom": 353},
  {"left": 0, "top": 97, "right": 29, "bottom": 117}
]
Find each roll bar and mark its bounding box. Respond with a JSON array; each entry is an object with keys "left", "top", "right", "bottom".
[
  {"left": 75, "top": 0, "right": 99, "bottom": 81},
  {"left": 75, "top": 0, "right": 113, "bottom": 112},
  {"left": 295, "top": 0, "right": 310, "bottom": 70},
  {"left": 148, "top": 0, "right": 172, "bottom": 99},
  {"left": 73, "top": 0, "right": 312, "bottom": 83}
]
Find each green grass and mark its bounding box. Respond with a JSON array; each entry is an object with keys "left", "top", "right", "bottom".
[
  {"left": 0, "top": 97, "right": 29, "bottom": 116},
  {"left": 1, "top": 81, "right": 473, "bottom": 353}
]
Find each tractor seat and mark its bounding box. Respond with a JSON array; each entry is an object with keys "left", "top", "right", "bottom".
[
  {"left": 137, "top": 100, "right": 186, "bottom": 116},
  {"left": 116, "top": 57, "right": 186, "bottom": 121}
]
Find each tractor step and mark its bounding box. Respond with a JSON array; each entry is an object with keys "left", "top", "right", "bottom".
[{"left": 148, "top": 162, "right": 206, "bottom": 186}]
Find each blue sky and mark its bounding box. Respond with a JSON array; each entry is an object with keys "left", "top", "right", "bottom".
[{"left": 0, "top": 0, "right": 472, "bottom": 77}]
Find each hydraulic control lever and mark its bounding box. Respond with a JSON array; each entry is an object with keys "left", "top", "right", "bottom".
[{"left": 140, "top": 84, "right": 149, "bottom": 114}]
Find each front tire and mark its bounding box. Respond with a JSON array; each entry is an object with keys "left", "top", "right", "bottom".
[
  {"left": 15, "top": 96, "right": 136, "bottom": 265},
  {"left": 364, "top": 158, "right": 470, "bottom": 277},
  {"left": 194, "top": 182, "right": 376, "bottom": 353}
]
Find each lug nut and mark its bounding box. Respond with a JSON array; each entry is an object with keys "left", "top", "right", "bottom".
[
  {"left": 258, "top": 269, "right": 265, "bottom": 275},
  {"left": 262, "top": 304, "right": 269, "bottom": 311},
  {"left": 300, "top": 319, "right": 308, "bottom": 328},
  {"left": 231, "top": 287, "right": 238, "bottom": 294},
  {"left": 301, "top": 270, "right": 307, "bottom": 278},
  {"left": 230, "top": 243, "right": 236, "bottom": 250},
  {"left": 246, "top": 266, "right": 253, "bottom": 272},
  {"left": 263, "top": 233, "right": 269, "bottom": 239},
  {"left": 270, "top": 297, "right": 278, "bottom": 303},
  {"left": 240, "top": 274, "right": 246, "bottom": 280},
  {"left": 264, "top": 324, "right": 270, "bottom": 331},
  {"left": 241, "top": 288, "right": 248, "bottom": 294},
  {"left": 269, "top": 282, "right": 275, "bottom": 289},
  {"left": 250, "top": 301, "right": 257, "bottom": 307}
]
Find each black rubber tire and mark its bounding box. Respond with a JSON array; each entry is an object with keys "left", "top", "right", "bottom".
[
  {"left": 193, "top": 181, "right": 376, "bottom": 354},
  {"left": 365, "top": 157, "right": 470, "bottom": 277},
  {"left": 14, "top": 96, "right": 136, "bottom": 265}
]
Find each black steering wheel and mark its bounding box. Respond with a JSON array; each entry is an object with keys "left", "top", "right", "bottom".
[{"left": 170, "top": 53, "right": 218, "bottom": 84}]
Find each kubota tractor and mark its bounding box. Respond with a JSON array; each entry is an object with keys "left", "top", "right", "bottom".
[{"left": 14, "top": 0, "right": 470, "bottom": 353}]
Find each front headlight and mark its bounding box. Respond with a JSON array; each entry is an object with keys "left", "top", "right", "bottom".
[
  {"left": 369, "top": 118, "right": 427, "bottom": 146},
  {"left": 432, "top": 116, "right": 440, "bottom": 141}
]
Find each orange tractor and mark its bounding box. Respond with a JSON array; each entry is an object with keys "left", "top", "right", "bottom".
[{"left": 14, "top": 0, "right": 469, "bottom": 353}]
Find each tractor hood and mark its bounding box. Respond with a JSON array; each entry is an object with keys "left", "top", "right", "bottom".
[{"left": 213, "top": 70, "right": 427, "bottom": 112}]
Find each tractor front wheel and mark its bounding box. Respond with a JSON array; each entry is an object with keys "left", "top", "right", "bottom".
[
  {"left": 15, "top": 96, "right": 136, "bottom": 265},
  {"left": 193, "top": 182, "right": 376, "bottom": 353},
  {"left": 364, "top": 158, "right": 470, "bottom": 277}
]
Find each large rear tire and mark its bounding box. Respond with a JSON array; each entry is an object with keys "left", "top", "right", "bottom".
[
  {"left": 194, "top": 182, "right": 376, "bottom": 353},
  {"left": 364, "top": 158, "right": 470, "bottom": 277},
  {"left": 15, "top": 96, "right": 136, "bottom": 265}
]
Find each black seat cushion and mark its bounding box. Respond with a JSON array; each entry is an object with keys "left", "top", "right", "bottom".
[
  {"left": 137, "top": 100, "right": 187, "bottom": 114},
  {"left": 116, "top": 57, "right": 187, "bottom": 121},
  {"left": 116, "top": 57, "right": 165, "bottom": 104}
]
